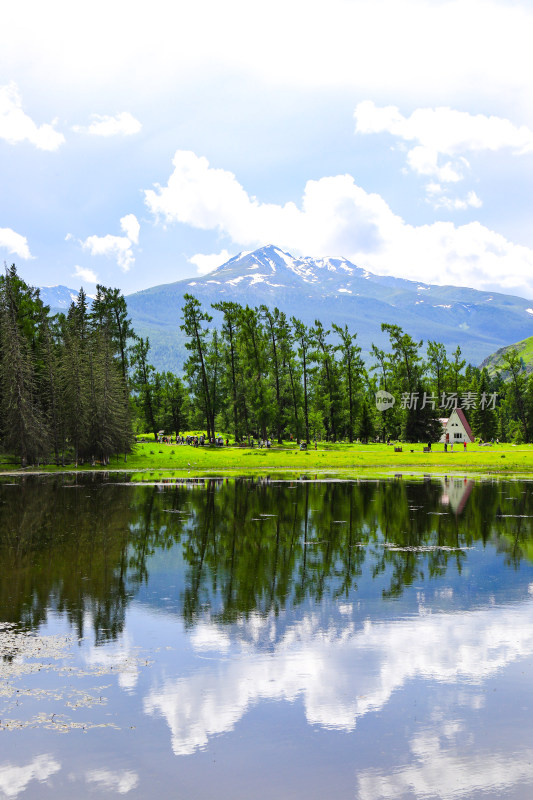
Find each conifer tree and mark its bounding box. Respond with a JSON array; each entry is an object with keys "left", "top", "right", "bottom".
[
  {"left": 0, "top": 266, "right": 49, "bottom": 466},
  {"left": 131, "top": 336, "right": 158, "bottom": 439},
  {"left": 291, "top": 318, "right": 311, "bottom": 443},
  {"left": 310, "top": 320, "right": 339, "bottom": 441},
  {"left": 332, "top": 323, "right": 364, "bottom": 443},
  {"left": 181, "top": 294, "right": 215, "bottom": 439},
  {"left": 60, "top": 293, "right": 90, "bottom": 464},
  {"left": 470, "top": 368, "right": 497, "bottom": 441},
  {"left": 237, "top": 305, "right": 271, "bottom": 440},
  {"left": 502, "top": 349, "right": 529, "bottom": 441},
  {"left": 260, "top": 305, "right": 284, "bottom": 443},
  {"left": 212, "top": 301, "right": 244, "bottom": 441}
]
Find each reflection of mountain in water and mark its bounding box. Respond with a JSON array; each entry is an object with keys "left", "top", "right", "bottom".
[{"left": 1, "top": 476, "right": 533, "bottom": 643}]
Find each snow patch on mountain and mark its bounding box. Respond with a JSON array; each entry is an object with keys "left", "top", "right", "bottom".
[{"left": 39, "top": 285, "right": 95, "bottom": 308}]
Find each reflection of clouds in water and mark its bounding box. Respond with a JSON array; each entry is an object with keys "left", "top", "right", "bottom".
[
  {"left": 357, "top": 727, "right": 533, "bottom": 800},
  {"left": 145, "top": 600, "right": 533, "bottom": 756},
  {"left": 0, "top": 755, "right": 60, "bottom": 799},
  {"left": 85, "top": 768, "right": 139, "bottom": 794},
  {"left": 190, "top": 622, "right": 231, "bottom": 653},
  {"left": 84, "top": 635, "right": 140, "bottom": 691}
]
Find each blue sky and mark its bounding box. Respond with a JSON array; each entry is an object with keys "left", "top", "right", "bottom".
[{"left": 2, "top": 0, "right": 533, "bottom": 299}]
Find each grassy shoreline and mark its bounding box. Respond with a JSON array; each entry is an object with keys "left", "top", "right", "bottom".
[{"left": 1, "top": 440, "right": 533, "bottom": 478}]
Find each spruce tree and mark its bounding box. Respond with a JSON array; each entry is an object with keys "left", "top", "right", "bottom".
[{"left": 0, "top": 266, "right": 49, "bottom": 466}]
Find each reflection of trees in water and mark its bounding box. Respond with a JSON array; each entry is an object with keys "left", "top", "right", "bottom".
[
  {"left": 0, "top": 476, "right": 134, "bottom": 642},
  {"left": 1, "top": 476, "right": 533, "bottom": 640}
]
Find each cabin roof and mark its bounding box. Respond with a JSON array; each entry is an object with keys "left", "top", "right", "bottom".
[{"left": 454, "top": 408, "right": 475, "bottom": 442}]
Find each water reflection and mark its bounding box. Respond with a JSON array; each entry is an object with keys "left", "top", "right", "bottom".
[
  {"left": 358, "top": 729, "right": 533, "bottom": 800},
  {"left": 0, "top": 756, "right": 60, "bottom": 799},
  {"left": 144, "top": 596, "right": 533, "bottom": 755},
  {"left": 2, "top": 476, "right": 533, "bottom": 638},
  {"left": 1, "top": 476, "right": 533, "bottom": 799}
]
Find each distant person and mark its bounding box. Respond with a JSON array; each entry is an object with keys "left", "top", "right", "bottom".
[
  {"left": 444, "top": 442, "right": 447, "bottom": 452},
  {"left": 464, "top": 440, "right": 467, "bottom": 451},
  {"left": 427, "top": 441, "right": 431, "bottom": 452}
]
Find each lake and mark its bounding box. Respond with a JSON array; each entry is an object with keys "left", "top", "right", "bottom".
[{"left": 1, "top": 474, "right": 533, "bottom": 799}]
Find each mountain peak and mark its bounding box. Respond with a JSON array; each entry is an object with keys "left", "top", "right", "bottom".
[{"left": 206, "top": 245, "right": 369, "bottom": 292}]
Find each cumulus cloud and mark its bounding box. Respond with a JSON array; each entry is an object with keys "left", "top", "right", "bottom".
[
  {"left": 145, "top": 150, "right": 533, "bottom": 298},
  {"left": 0, "top": 82, "right": 64, "bottom": 150},
  {"left": 431, "top": 191, "right": 483, "bottom": 212},
  {"left": 74, "top": 112, "right": 141, "bottom": 137},
  {"left": 355, "top": 101, "right": 533, "bottom": 205},
  {"left": 355, "top": 101, "right": 533, "bottom": 163},
  {"left": 120, "top": 213, "right": 140, "bottom": 244},
  {"left": 188, "top": 249, "right": 232, "bottom": 275},
  {"left": 81, "top": 214, "right": 139, "bottom": 272},
  {"left": 73, "top": 265, "right": 98, "bottom": 284},
  {"left": 0, "top": 227, "right": 32, "bottom": 259},
  {"left": 82, "top": 234, "right": 134, "bottom": 272}
]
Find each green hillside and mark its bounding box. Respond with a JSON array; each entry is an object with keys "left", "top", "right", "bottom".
[{"left": 480, "top": 335, "right": 533, "bottom": 375}]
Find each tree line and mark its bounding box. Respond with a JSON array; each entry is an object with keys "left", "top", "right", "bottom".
[
  {"left": 2, "top": 265, "right": 533, "bottom": 467},
  {"left": 145, "top": 294, "right": 530, "bottom": 445},
  {"left": 0, "top": 266, "right": 133, "bottom": 466}
]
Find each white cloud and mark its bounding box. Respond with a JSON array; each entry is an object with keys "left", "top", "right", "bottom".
[
  {"left": 145, "top": 150, "right": 533, "bottom": 298},
  {"left": 188, "top": 249, "right": 232, "bottom": 275},
  {"left": 73, "top": 265, "right": 98, "bottom": 284},
  {"left": 355, "top": 101, "right": 533, "bottom": 200},
  {"left": 431, "top": 191, "right": 483, "bottom": 212},
  {"left": 0, "top": 82, "right": 64, "bottom": 151},
  {"left": 85, "top": 769, "right": 138, "bottom": 794},
  {"left": 75, "top": 112, "right": 141, "bottom": 137},
  {"left": 0, "top": 227, "right": 32, "bottom": 259},
  {"left": 83, "top": 234, "right": 134, "bottom": 272},
  {"left": 355, "top": 101, "right": 533, "bottom": 158},
  {"left": 120, "top": 213, "right": 140, "bottom": 244},
  {"left": 81, "top": 215, "right": 139, "bottom": 272},
  {"left": 0, "top": 755, "right": 61, "bottom": 799},
  {"left": 82, "top": 234, "right": 134, "bottom": 272},
  {"left": 3, "top": 1, "right": 533, "bottom": 118}
]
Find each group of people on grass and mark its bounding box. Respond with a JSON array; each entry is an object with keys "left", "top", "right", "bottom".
[{"left": 155, "top": 434, "right": 228, "bottom": 447}]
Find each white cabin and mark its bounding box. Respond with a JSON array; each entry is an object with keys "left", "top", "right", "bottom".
[{"left": 439, "top": 408, "right": 475, "bottom": 444}]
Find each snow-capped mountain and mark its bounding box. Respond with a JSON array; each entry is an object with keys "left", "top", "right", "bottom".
[
  {"left": 125, "top": 245, "right": 533, "bottom": 372},
  {"left": 38, "top": 285, "right": 95, "bottom": 309},
  {"left": 39, "top": 246, "right": 533, "bottom": 373}
]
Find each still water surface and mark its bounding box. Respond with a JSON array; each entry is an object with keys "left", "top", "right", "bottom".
[{"left": 1, "top": 475, "right": 533, "bottom": 799}]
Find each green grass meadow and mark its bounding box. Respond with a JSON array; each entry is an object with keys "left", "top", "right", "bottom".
[{"left": 3, "top": 436, "right": 533, "bottom": 479}]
